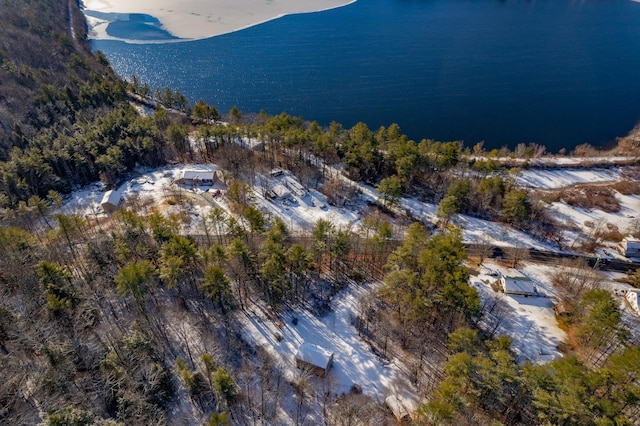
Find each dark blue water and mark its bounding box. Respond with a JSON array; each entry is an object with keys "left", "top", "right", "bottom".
[{"left": 91, "top": 0, "right": 640, "bottom": 152}]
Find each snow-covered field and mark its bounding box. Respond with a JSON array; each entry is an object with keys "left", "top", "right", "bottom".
[
  {"left": 241, "top": 283, "right": 418, "bottom": 405},
  {"left": 515, "top": 168, "right": 621, "bottom": 189},
  {"left": 63, "top": 165, "right": 190, "bottom": 215},
  {"left": 83, "top": 0, "right": 355, "bottom": 42},
  {"left": 473, "top": 262, "right": 568, "bottom": 363},
  {"left": 63, "top": 162, "right": 638, "bottom": 258},
  {"left": 249, "top": 171, "right": 360, "bottom": 233},
  {"left": 548, "top": 193, "right": 640, "bottom": 254}
]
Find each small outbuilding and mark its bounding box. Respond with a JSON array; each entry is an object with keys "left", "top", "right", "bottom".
[
  {"left": 553, "top": 301, "right": 573, "bottom": 318},
  {"left": 100, "top": 190, "right": 121, "bottom": 214},
  {"left": 617, "top": 238, "right": 640, "bottom": 258},
  {"left": 385, "top": 395, "right": 413, "bottom": 423},
  {"left": 626, "top": 291, "right": 640, "bottom": 315},
  {"left": 499, "top": 274, "right": 535, "bottom": 296},
  {"left": 175, "top": 170, "right": 216, "bottom": 186},
  {"left": 295, "top": 342, "right": 334, "bottom": 377}
]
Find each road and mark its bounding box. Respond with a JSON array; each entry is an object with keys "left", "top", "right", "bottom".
[
  {"left": 179, "top": 181, "right": 639, "bottom": 275},
  {"left": 466, "top": 244, "right": 640, "bottom": 274}
]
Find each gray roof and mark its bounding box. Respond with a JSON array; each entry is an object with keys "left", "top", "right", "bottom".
[
  {"left": 180, "top": 170, "right": 215, "bottom": 181},
  {"left": 272, "top": 184, "right": 292, "bottom": 199},
  {"left": 501, "top": 275, "right": 534, "bottom": 294}
]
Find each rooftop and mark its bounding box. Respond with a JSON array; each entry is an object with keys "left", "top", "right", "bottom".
[
  {"left": 181, "top": 170, "right": 216, "bottom": 180},
  {"left": 295, "top": 342, "right": 334, "bottom": 369},
  {"left": 501, "top": 274, "right": 535, "bottom": 294},
  {"left": 100, "top": 190, "right": 120, "bottom": 205}
]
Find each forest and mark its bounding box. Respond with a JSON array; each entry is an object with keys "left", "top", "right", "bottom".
[{"left": 1, "top": 0, "right": 640, "bottom": 425}]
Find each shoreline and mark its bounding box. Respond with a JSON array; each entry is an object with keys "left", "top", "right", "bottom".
[{"left": 83, "top": 0, "right": 357, "bottom": 44}]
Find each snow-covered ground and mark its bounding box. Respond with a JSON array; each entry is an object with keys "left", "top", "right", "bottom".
[
  {"left": 548, "top": 192, "right": 640, "bottom": 256},
  {"left": 61, "top": 161, "right": 637, "bottom": 259},
  {"left": 250, "top": 171, "right": 360, "bottom": 233},
  {"left": 62, "top": 160, "right": 638, "bottom": 259},
  {"left": 474, "top": 259, "right": 640, "bottom": 364},
  {"left": 241, "top": 283, "right": 418, "bottom": 405},
  {"left": 401, "top": 195, "right": 563, "bottom": 252},
  {"left": 63, "top": 165, "right": 189, "bottom": 215},
  {"left": 512, "top": 165, "right": 640, "bottom": 256},
  {"left": 471, "top": 155, "right": 635, "bottom": 168},
  {"left": 473, "top": 261, "right": 568, "bottom": 363},
  {"left": 58, "top": 158, "right": 640, "bottom": 408},
  {"left": 83, "top": 0, "right": 355, "bottom": 42},
  {"left": 515, "top": 168, "right": 621, "bottom": 189}
]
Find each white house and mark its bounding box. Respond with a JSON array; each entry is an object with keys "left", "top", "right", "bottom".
[
  {"left": 626, "top": 291, "right": 640, "bottom": 315},
  {"left": 617, "top": 238, "right": 640, "bottom": 258},
  {"left": 175, "top": 170, "right": 216, "bottom": 186},
  {"left": 295, "top": 342, "right": 334, "bottom": 377},
  {"left": 100, "top": 190, "right": 121, "bottom": 214},
  {"left": 499, "top": 273, "right": 535, "bottom": 296}
]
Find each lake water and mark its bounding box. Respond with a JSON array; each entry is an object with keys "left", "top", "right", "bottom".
[{"left": 90, "top": 0, "right": 640, "bottom": 152}]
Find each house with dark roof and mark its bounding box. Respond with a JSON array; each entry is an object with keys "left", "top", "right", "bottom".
[{"left": 618, "top": 238, "right": 640, "bottom": 258}]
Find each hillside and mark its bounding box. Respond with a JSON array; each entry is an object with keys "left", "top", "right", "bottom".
[
  {"left": 0, "top": 0, "right": 179, "bottom": 206},
  {"left": 0, "top": 0, "right": 116, "bottom": 141}
]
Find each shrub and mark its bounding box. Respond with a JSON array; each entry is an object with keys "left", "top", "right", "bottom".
[
  {"left": 611, "top": 180, "right": 640, "bottom": 195},
  {"left": 560, "top": 186, "right": 620, "bottom": 213},
  {"left": 594, "top": 223, "right": 625, "bottom": 242}
]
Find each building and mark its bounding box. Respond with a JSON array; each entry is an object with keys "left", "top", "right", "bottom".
[
  {"left": 175, "top": 170, "right": 216, "bottom": 186},
  {"left": 100, "top": 190, "right": 121, "bottom": 213},
  {"left": 283, "top": 175, "right": 307, "bottom": 197},
  {"left": 385, "top": 395, "right": 413, "bottom": 423},
  {"left": 626, "top": 291, "right": 640, "bottom": 315},
  {"left": 271, "top": 183, "right": 292, "bottom": 200},
  {"left": 553, "top": 301, "right": 573, "bottom": 318},
  {"left": 295, "top": 342, "right": 334, "bottom": 377},
  {"left": 617, "top": 238, "right": 640, "bottom": 258},
  {"left": 499, "top": 273, "right": 535, "bottom": 296}
]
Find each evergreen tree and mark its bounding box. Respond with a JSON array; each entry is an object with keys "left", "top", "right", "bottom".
[
  {"left": 502, "top": 190, "right": 531, "bottom": 227},
  {"left": 378, "top": 175, "right": 402, "bottom": 207}
]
